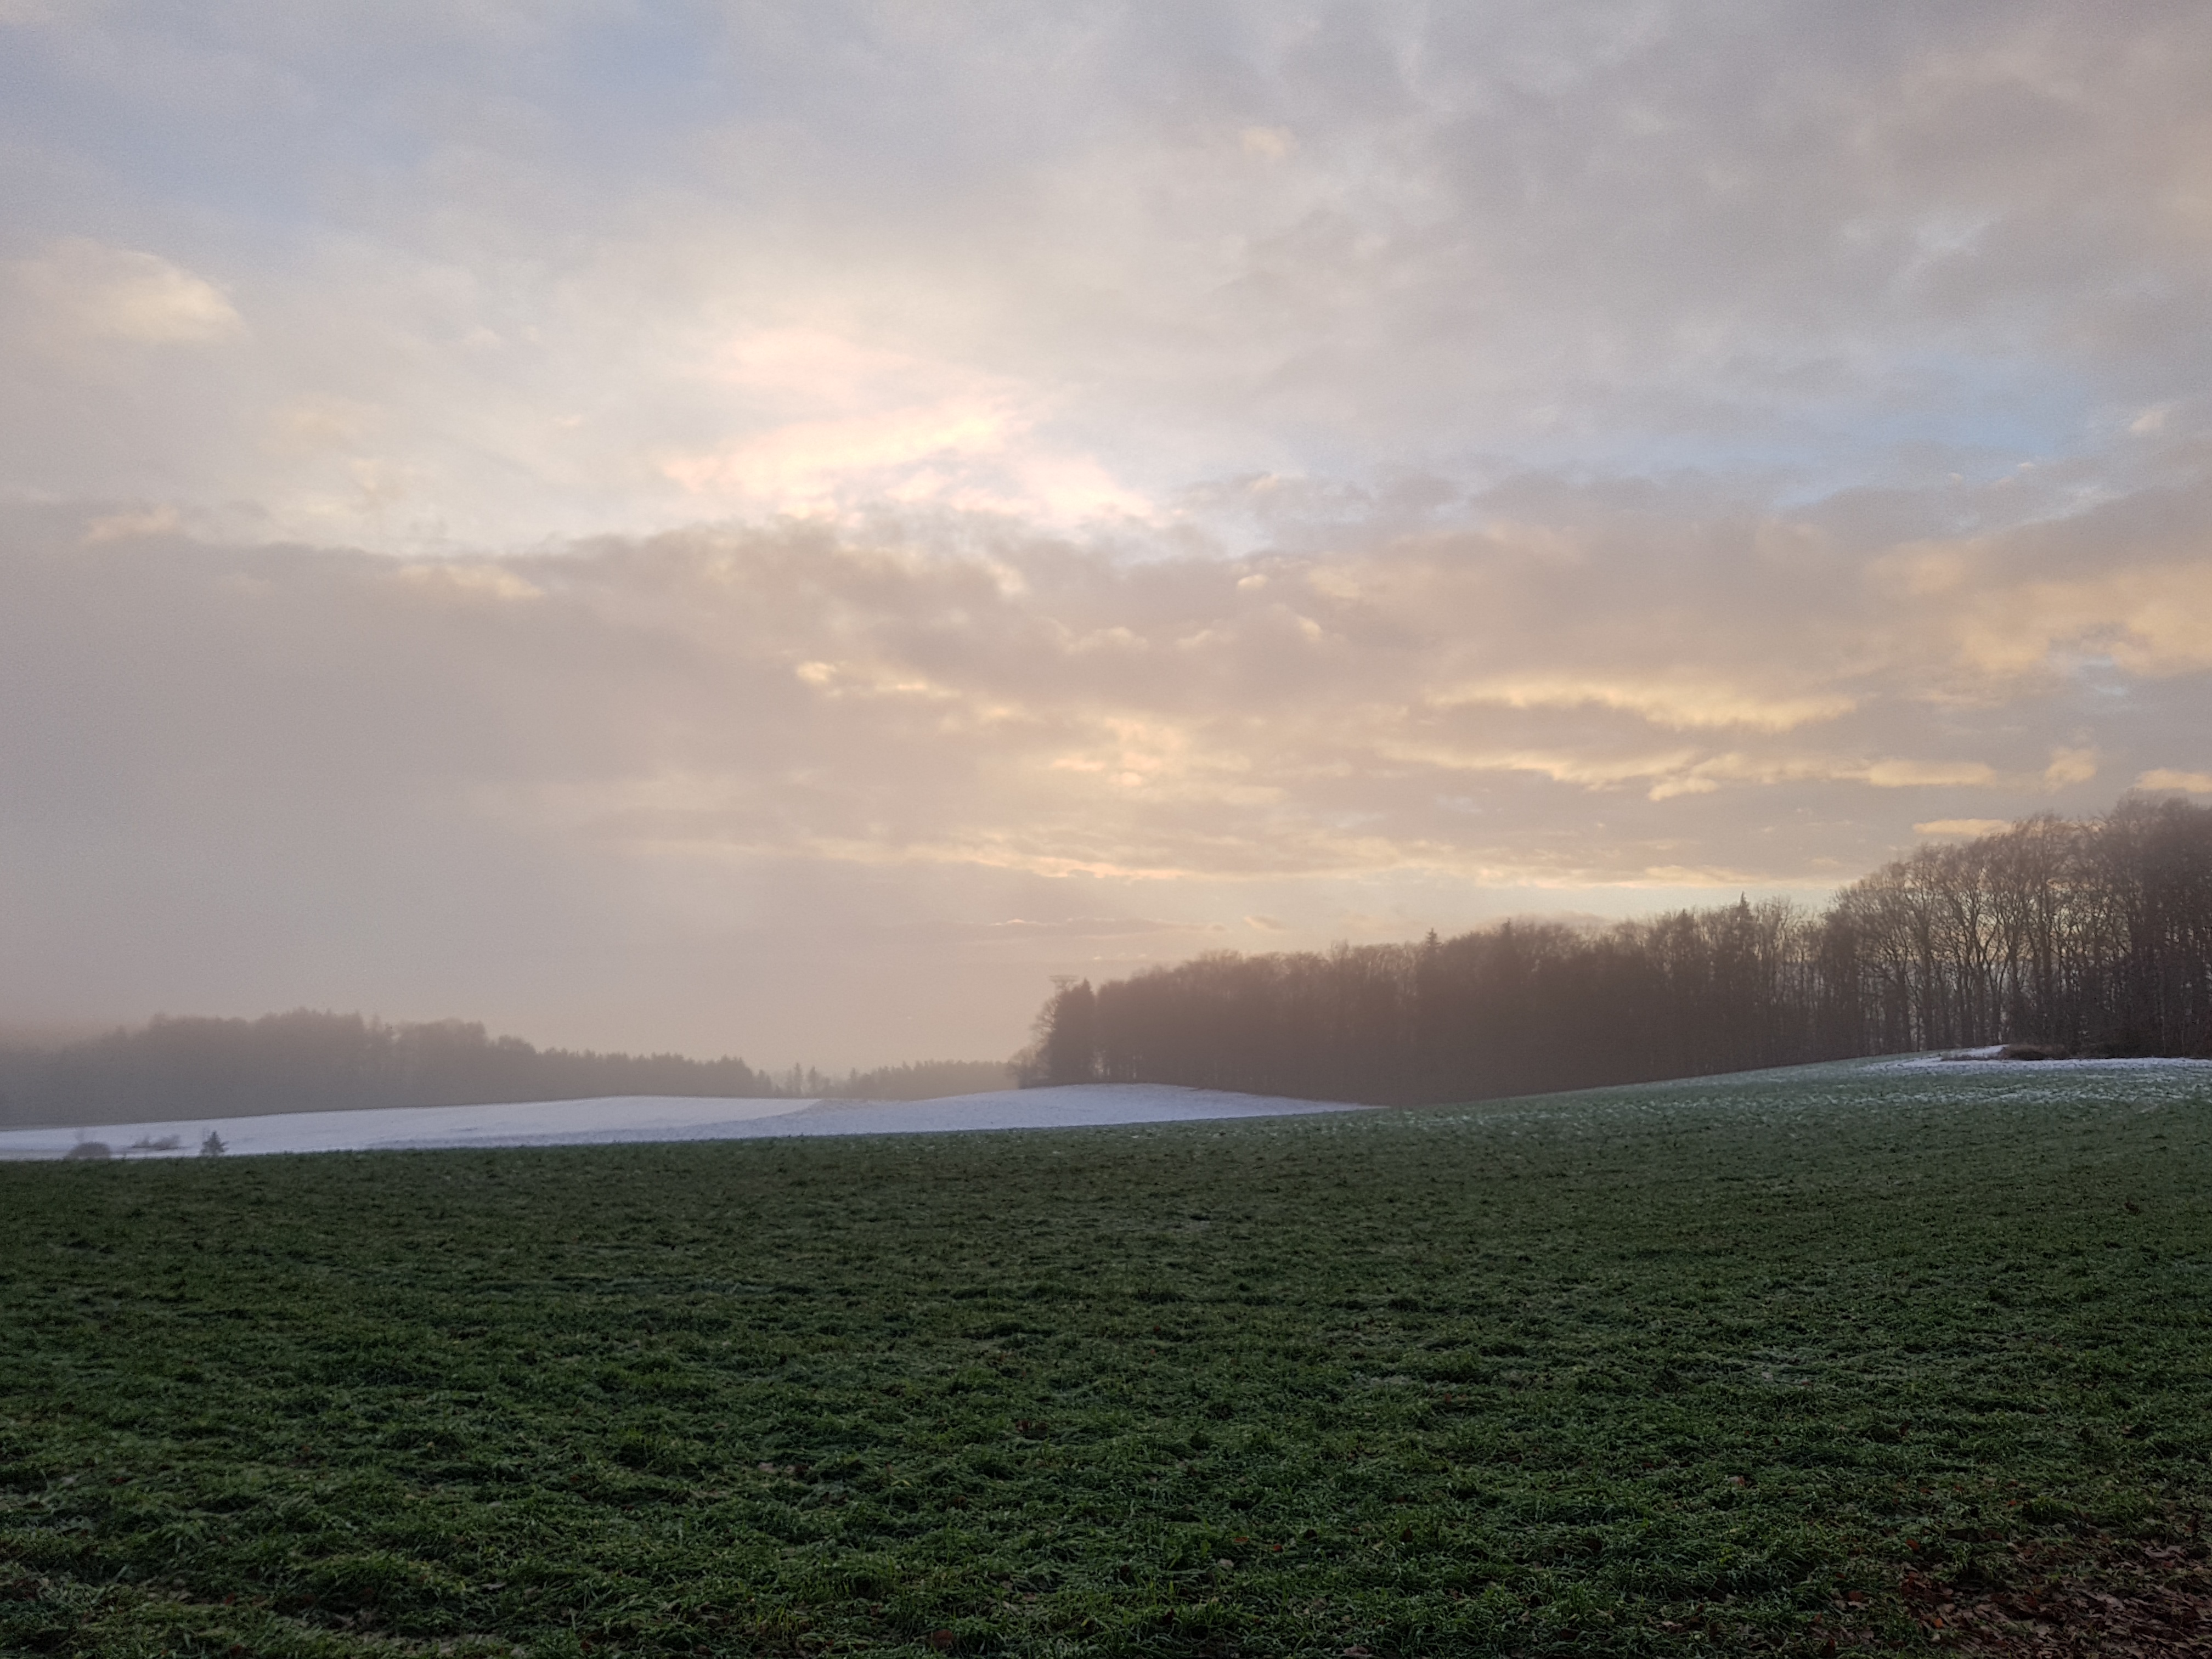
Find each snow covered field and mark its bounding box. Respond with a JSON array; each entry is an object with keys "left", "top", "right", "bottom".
[
  {"left": 11, "top": 1050, "right": 2204, "bottom": 1163},
  {"left": 0, "top": 1084, "right": 1373, "bottom": 1161}
]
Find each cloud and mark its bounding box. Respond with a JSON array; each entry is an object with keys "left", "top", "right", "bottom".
[
  {"left": 14, "top": 240, "right": 243, "bottom": 345},
  {"left": 6, "top": 4, "right": 2212, "bottom": 1062},
  {"left": 81, "top": 505, "right": 182, "bottom": 544},
  {"left": 664, "top": 398, "right": 1022, "bottom": 507},
  {"left": 969, "top": 917, "right": 1221, "bottom": 940},
  {"left": 1914, "top": 819, "right": 2015, "bottom": 838},
  {"left": 2043, "top": 747, "right": 2098, "bottom": 787},
  {"left": 1435, "top": 676, "right": 1859, "bottom": 734},
  {"left": 393, "top": 561, "right": 544, "bottom": 603},
  {"left": 662, "top": 329, "right": 1036, "bottom": 512},
  {"left": 1906, "top": 554, "right": 2212, "bottom": 682},
  {"left": 0, "top": 480, "right": 2202, "bottom": 1058},
  {"left": 7, "top": 6, "right": 2212, "bottom": 549},
  {"left": 2138, "top": 769, "right": 2212, "bottom": 794},
  {"left": 659, "top": 324, "right": 1153, "bottom": 524},
  {"left": 4, "top": 467, "right": 2198, "bottom": 905}
]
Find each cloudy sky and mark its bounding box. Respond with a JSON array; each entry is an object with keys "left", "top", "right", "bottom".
[{"left": 5, "top": 1, "right": 2211, "bottom": 1066}]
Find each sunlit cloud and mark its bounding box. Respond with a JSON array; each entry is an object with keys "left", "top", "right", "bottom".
[
  {"left": 13, "top": 239, "right": 244, "bottom": 346},
  {"left": 658, "top": 328, "right": 1148, "bottom": 522},
  {"left": 1434, "top": 676, "right": 1859, "bottom": 733},
  {"left": 392, "top": 562, "right": 544, "bottom": 603},
  {"left": 665, "top": 399, "right": 1019, "bottom": 505},
  {"left": 81, "top": 505, "right": 182, "bottom": 544},
  {"left": 2043, "top": 747, "right": 2100, "bottom": 787},
  {"left": 1910, "top": 557, "right": 2212, "bottom": 681},
  {"left": 2139, "top": 769, "right": 2212, "bottom": 794}
]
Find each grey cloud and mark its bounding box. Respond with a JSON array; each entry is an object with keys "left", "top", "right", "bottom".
[
  {"left": 5, "top": 459, "right": 2211, "bottom": 1055},
  {"left": 7, "top": 4, "right": 2212, "bottom": 545}
]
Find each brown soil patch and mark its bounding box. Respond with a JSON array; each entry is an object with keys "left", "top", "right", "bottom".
[{"left": 1872, "top": 1536, "right": 2212, "bottom": 1655}]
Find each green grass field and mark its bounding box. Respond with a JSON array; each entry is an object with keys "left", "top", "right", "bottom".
[{"left": 3, "top": 1058, "right": 2209, "bottom": 1657}]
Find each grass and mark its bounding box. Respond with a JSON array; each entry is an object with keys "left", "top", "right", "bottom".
[{"left": 2, "top": 1057, "right": 2209, "bottom": 1657}]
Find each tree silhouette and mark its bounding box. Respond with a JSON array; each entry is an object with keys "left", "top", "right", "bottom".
[{"left": 1028, "top": 798, "right": 2212, "bottom": 1104}]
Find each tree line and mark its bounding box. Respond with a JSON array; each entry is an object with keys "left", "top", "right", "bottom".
[
  {"left": 1019, "top": 797, "right": 2212, "bottom": 1104},
  {"left": 767, "top": 1059, "right": 1013, "bottom": 1102},
  {"left": 0, "top": 1010, "right": 1011, "bottom": 1128}
]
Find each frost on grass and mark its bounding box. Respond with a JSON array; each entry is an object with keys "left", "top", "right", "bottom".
[{"left": 2, "top": 1057, "right": 2207, "bottom": 1657}]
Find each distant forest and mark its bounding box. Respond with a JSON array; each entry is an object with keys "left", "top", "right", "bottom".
[
  {"left": 0, "top": 1012, "right": 1011, "bottom": 1129},
  {"left": 1020, "top": 797, "right": 2212, "bottom": 1105}
]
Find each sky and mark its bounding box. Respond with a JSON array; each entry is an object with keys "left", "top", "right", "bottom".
[{"left": 5, "top": 1, "right": 2212, "bottom": 1068}]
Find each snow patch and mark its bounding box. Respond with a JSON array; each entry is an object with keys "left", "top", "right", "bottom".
[{"left": 0, "top": 1084, "right": 1372, "bottom": 1161}]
